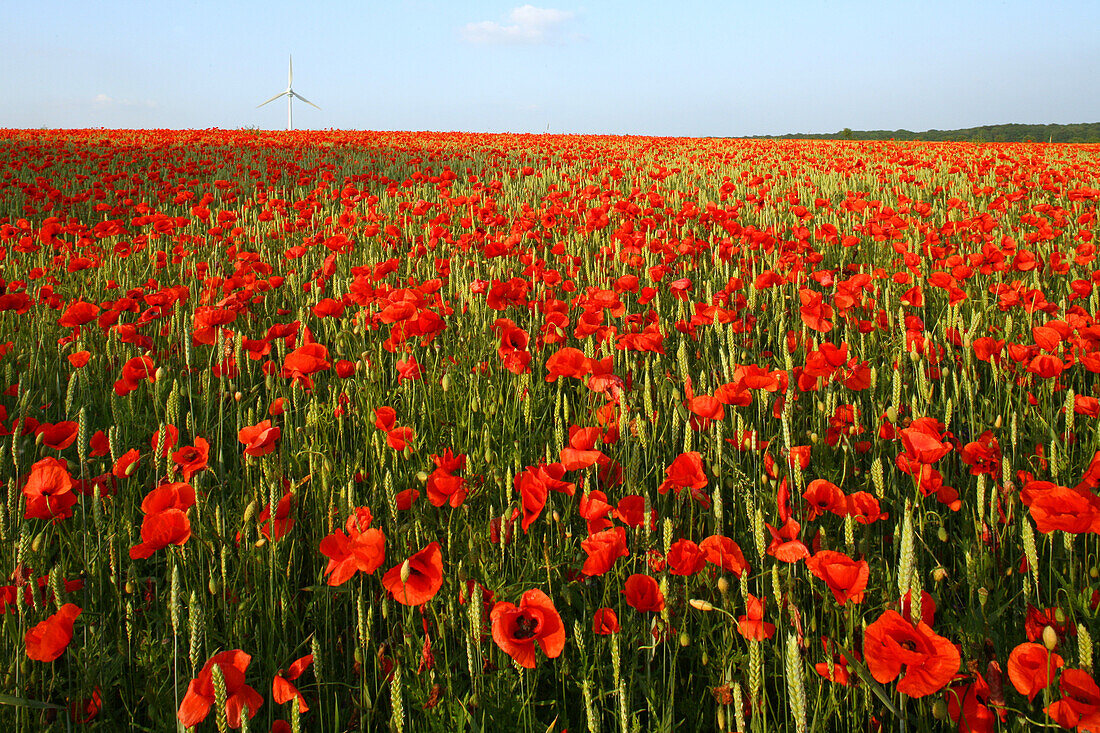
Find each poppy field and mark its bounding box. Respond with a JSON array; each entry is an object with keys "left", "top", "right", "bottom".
[{"left": 2, "top": 128, "right": 1100, "bottom": 732}]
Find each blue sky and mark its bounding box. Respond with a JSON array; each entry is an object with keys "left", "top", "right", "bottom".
[{"left": 3, "top": 0, "right": 1097, "bottom": 135}]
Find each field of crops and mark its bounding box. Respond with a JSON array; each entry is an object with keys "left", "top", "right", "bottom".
[{"left": 1, "top": 129, "right": 1099, "bottom": 731}]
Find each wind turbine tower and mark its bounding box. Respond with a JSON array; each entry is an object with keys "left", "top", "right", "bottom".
[{"left": 257, "top": 56, "right": 320, "bottom": 131}]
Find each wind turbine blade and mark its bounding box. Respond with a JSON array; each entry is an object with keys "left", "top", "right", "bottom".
[
  {"left": 292, "top": 92, "right": 321, "bottom": 110},
  {"left": 257, "top": 91, "right": 287, "bottom": 108},
  {"left": 288, "top": 55, "right": 293, "bottom": 87}
]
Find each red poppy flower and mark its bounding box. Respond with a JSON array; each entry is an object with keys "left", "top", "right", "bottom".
[
  {"left": 37, "top": 421, "right": 78, "bottom": 451},
  {"left": 396, "top": 357, "right": 422, "bottom": 383},
  {"left": 1007, "top": 642, "right": 1063, "bottom": 702},
  {"left": 386, "top": 426, "right": 415, "bottom": 452},
  {"left": 666, "top": 538, "right": 708, "bottom": 576},
  {"left": 319, "top": 509, "right": 385, "bottom": 586},
  {"left": 178, "top": 650, "right": 264, "bottom": 729},
  {"left": 622, "top": 573, "right": 664, "bottom": 612},
  {"left": 805, "top": 550, "right": 870, "bottom": 605},
  {"left": 959, "top": 431, "right": 1002, "bottom": 477},
  {"left": 1022, "top": 480, "right": 1100, "bottom": 534},
  {"left": 814, "top": 639, "right": 854, "bottom": 686},
  {"left": 374, "top": 406, "right": 397, "bottom": 432},
  {"left": 766, "top": 518, "right": 811, "bottom": 563},
  {"left": 237, "top": 420, "right": 281, "bottom": 457},
  {"left": 172, "top": 438, "right": 210, "bottom": 481},
  {"left": 802, "top": 479, "right": 847, "bottom": 520},
  {"left": 382, "top": 542, "right": 443, "bottom": 606},
  {"left": 658, "top": 451, "right": 707, "bottom": 495},
  {"left": 89, "top": 430, "right": 110, "bottom": 457},
  {"left": 22, "top": 457, "right": 77, "bottom": 521},
  {"left": 863, "top": 610, "right": 960, "bottom": 697},
  {"left": 281, "top": 343, "right": 330, "bottom": 385},
  {"left": 259, "top": 492, "right": 296, "bottom": 541},
  {"left": 544, "top": 347, "right": 592, "bottom": 382},
  {"left": 57, "top": 300, "right": 99, "bottom": 328},
  {"left": 699, "top": 535, "right": 751, "bottom": 576},
  {"left": 490, "top": 589, "right": 566, "bottom": 669},
  {"left": 112, "top": 448, "right": 141, "bottom": 479},
  {"left": 426, "top": 469, "right": 467, "bottom": 509},
  {"left": 737, "top": 595, "right": 776, "bottom": 641},
  {"left": 129, "top": 483, "right": 196, "bottom": 559},
  {"left": 1046, "top": 668, "right": 1100, "bottom": 730},
  {"left": 581, "top": 527, "right": 629, "bottom": 576},
  {"left": 846, "top": 491, "right": 888, "bottom": 524},
  {"left": 592, "top": 607, "right": 620, "bottom": 635},
  {"left": 114, "top": 356, "right": 156, "bottom": 396},
  {"left": 273, "top": 654, "right": 313, "bottom": 713},
  {"left": 25, "top": 603, "right": 81, "bottom": 662}
]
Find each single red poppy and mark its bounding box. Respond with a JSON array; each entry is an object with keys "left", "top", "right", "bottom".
[
  {"left": 319, "top": 509, "right": 385, "bottom": 586},
  {"left": 580, "top": 527, "right": 629, "bottom": 576},
  {"left": 863, "top": 609, "right": 960, "bottom": 697},
  {"left": 237, "top": 420, "right": 281, "bottom": 457},
  {"left": 592, "top": 607, "right": 620, "bottom": 635},
  {"left": 622, "top": 573, "right": 664, "bottom": 612},
  {"left": 178, "top": 650, "right": 264, "bottom": 729},
  {"left": 737, "top": 595, "right": 775, "bottom": 641},
  {"left": 666, "top": 538, "right": 708, "bottom": 576},
  {"left": 490, "top": 589, "right": 566, "bottom": 669},
  {"left": 382, "top": 542, "right": 443, "bottom": 606},
  {"left": 1007, "top": 642, "right": 1063, "bottom": 702},
  {"left": 273, "top": 654, "right": 313, "bottom": 713},
  {"left": 805, "top": 550, "right": 870, "bottom": 605},
  {"left": 25, "top": 603, "right": 81, "bottom": 662}
]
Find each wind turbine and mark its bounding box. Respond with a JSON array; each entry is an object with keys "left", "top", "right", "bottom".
[{"left": 257, "top": 55, "right": 320, "bottom": 131}]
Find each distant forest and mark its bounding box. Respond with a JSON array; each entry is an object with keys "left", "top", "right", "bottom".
[{"left": 751, "top": 122, "right": 1100, "bottom": 143}]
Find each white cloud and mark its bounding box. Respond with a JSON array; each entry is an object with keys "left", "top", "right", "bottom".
[
  {"left": 461, "top": 5, "right": 578, "bottom": 45},
  {"left": 93, "top": 93, "right": 112, "bottom": 105}
]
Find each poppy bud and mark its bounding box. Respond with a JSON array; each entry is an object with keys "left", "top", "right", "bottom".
[
  {"left": 994, "top": 414, "right": 1003, "bottom": 429},
  {"left": 1091, "top": 567, "right": 1098, "bottom": 579},
  {"left": 441, "top": 374, "right": 452, "bottom": 392},
  {"left": 717, "top": 576, "right": 729, "bottom": 596},
  {"left": 416, "top": 471, "right": 428, "bottom": 483},
  {"left": 689, "top": 599, "right": 715, "bottom": 612},
  {"left": 155, "top": 366, "right": 166, "bottom": 382},
  {"left": 254, "top": 538, "right": 266, "bottom": 549},
  {"left": 400, "top": 560, "right": 412, "bottom": 585},
  {"left": 931, "top": 699, "right": 948, "bottom": 720},
  {"left": 885, "top": 406, "right": 898, "bottom": 423},
  {"left": 978, "top": 588, "right": 989, "bottom": 607},
  {"left": 932, "top": 567, "right": 948, "bottom": 582},
  {"left": 234, "top": 391, "right": 242, "bottom": 402},
  {"left": 1055, "top": 608, "right": 1067, "bottom": 624},
  {"left": 125, "top": 580, "right": 134, "bottom": 594},
  {"left": 208, "top": 577, "right": 220, "bottom": 595},
  {"left": 125, "top": 461, "right": 137, "bottom": 477},
  {"left": 679, "top": 632, "right": 691, "bottom": 647},
  {"left": 936, "top": 527, "right": 948, "bottom": 542},
  {"left": 552, "top": 510, "right": 561, "bottom": 523},
  {"left": 1043, "top": 625, "right": 1059, "bottom": 650}
]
